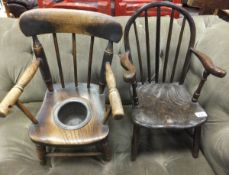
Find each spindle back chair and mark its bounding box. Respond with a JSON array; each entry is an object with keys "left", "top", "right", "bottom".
[
  {"left": 0, "top": 9, "right": 124, "bottom": 165},
  {"left": 120, "top": 1, "right": 226, "bottom": 160}
]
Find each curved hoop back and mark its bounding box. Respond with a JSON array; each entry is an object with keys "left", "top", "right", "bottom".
[{"left": 124, "top": 1, "right": 196, "bottom": 84}]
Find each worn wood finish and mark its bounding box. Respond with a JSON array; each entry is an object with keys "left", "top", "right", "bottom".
[
  {"left": 170, "top": 17, "right": 186, "bottom": 82},
  {"left": 19, "top": 9, "right": 122, "bottom": 42},
  {"left": 87, "top": 36, "right": 95, "bottom": 88},
  {"left": 144, "top": 10, "right": 151, "bottom": 83},
  {"left": 16, "top": 9, "right": 123, "bottom": 163},
  {"left": 120, "top": 52, "right": 136, "bottom": 83},
  {"left": 120, "top": 53, "right": 139, "bottom": 105},
  {"left": 163, "top": 9, "right": 174, "bottom": 82},
  {"left": 0, "top": 59, "right": 40, "bottom": 117},
  {"left": 190, "top": 48, "right": 226, "bottom": 78},
  {"left": 29, "top": 83, "right": 108, "bottom": 146},
  {"left": 99, "top": 41, "right": 113, "bottom": 93},
  {"left": 133, "top": 21, "right": 144, "bottom": 83},
  {"left": 192, "top": 125, "right": 201, "bottom": 158},
  {"left": 36, "top": 144, "right": 46, "bottom": 165},
  {"left": 72, "top": 33, "right": 78, "bottom": 87},
  {"left": 46, "top": 152, "right": 102, "bottom": 157},
  {"left": 105, "top": 63, "right": 124, "bottom": 120},
  {"left": 53, "top": 33, "right": 65, "bottom": 88},
  {"left": 124, "top": 1, "right": 196, "bottom": 84},
  {"left": 155, "top": 7, "right": 161, "bottom": 83},
  {"left": 132, "top": 83, "right": 207, "bottom": 129},
  {"left": 190, "top": 48, "right": 226, "bottom": 102},
  {"left": 131, "top": 124, "right": 140, "bottom": 161},
  {"left": 33, "top": 36, "right": 53, "bottom": 91},
  {"left": 101, "top": 139, "right": 112, "bottom": 161},
  {"left": 121, "top": 2, "right": 226, "bottom": 160}
]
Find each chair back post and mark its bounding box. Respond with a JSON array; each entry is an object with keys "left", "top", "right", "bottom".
[
  {"left": 19, "top": 9, "right": 122, "bottom": 91},
  {"left": 99, "top": 41, "right": 113, "bottom": 93},
  {"left": 32, "top": 35, "right": 54, "bottom": 91}
]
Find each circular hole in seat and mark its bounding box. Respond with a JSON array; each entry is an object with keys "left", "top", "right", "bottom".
[{"left": 54, "top": 98, "right": 91, "bottom": 130}]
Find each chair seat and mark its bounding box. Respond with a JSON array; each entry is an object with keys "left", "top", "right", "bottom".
[
  {"left": 29, "top": 83, "right": 109, "bottom": 146},
  {"left": 132, "top": 83, "right": 207, "bottom": 129}
]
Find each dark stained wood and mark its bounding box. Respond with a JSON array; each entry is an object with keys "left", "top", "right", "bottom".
[
  {"left": 36, "top": 144, "right": 46, "bottom": 165},
  {"left": 124, "top": 1, "right": 197, "bottom": 84},
  {"left": 33, "top": 36, "right": 53, "bottom": 91},
  {"left": 121, "top": 1, "right": 226, "bottom": 161},
  {"left": 120, "top": 52, "right": 136, "bottom": 83},
  {"left": 87, "top": 36, "right": 95, "bottom": 88},
  {"left": 19, "top": 9, "right": 122, "bottom": 42},
  {"left": 132, "top": 81, "right": 139, "bottom": 106},
  {"left": 29, "top": 83, "right": 108, "bottom": 146},
  {"left": 192, "top": 125, "right": 201, "bottom": 158},
  {"left": 120, "top": 53, "right": 139, "bottom": 105},
  {"left": 133, "top": 21, "right": 144, "bottom": 83},
  {"left": 170, "top": 17, "right": 186, "bottom": 82},
  {"left": 144, "top": 10, "right": 151, "bottom": 83},
  {"left": 190, "top": 48, "right": 226, "bottom": 102},
  {"left": 53, "top": 33, "right": 65, "bottom": 88},
  {"left": 132, "top": 83, "right": 207, "bottom": 129},
  {"left": 101, "top": 139, "right": 112, "bottom": 161},
  {"left": 192, "top": 70, "right": 209, "bottom": 102},
  {"left": 190, "top": 48, "right": 226, "bottom": 78},
  {"left": 155, "top": 7, "right": 161, "bottom": 83},
  {"left": 72, "top": 33, "right": 78, "bottom": 87},
  {"left": 163, "top": 9, "right": 174, "bottom": 82},
  {"left": 131, "top": 124, "right": 140, "bottom": 161},
  {"left": 46, "top": 152, "right": 102, "bottom": 157}
]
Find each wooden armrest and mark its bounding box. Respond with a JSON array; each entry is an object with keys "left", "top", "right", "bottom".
[
  {"left": 190, "top": 48, "right": 226, "bottom": 78},
  {"left": 120, "top": 52, "right": 136, "bottom": 83},
  {"left": 0, "top": 59, "right": 40, "bottom": 117},
  {"left": 105, "top": 63, "right": 124, "bottom": 120}
]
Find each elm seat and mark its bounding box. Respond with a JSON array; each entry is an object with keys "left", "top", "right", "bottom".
[
  {"left": 29, "top": 83, "right": 109, "bottom": 146},
  {"left": 133, "top": 83, "right": 207, "bottom": 128}
]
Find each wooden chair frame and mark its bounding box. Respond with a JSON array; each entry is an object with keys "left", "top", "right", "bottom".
[
  {"left": 0, "top": 9, "right": 124, "bottom": 165},
  {"left": 120, "top": 1, "right": 226, "bottom": 160}
]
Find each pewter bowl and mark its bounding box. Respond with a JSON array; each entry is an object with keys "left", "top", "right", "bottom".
[{"left": 53, "top": 98, "right": 91, "bottom": 130}]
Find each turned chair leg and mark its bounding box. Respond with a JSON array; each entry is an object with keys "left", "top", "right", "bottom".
[
  {"left": 131, "top": 124, "right": 140, "bottom": 161},
  {"left": 101, "top": 139, "right": 112, "bottom": 161},
  {"left": 192, "top": 125, "right": 201, "bottom": 158},
  {"left": 36, "top": 144, "right": 46, "bottom": 165}
]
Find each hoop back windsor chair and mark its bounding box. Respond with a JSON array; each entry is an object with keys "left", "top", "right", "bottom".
[{"left": 120, "top": 1, "right": 226, "bottom": 160}]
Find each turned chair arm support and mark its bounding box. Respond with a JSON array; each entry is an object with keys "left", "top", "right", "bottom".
[
  {"left": 0, "top": 59, "right": 41, "bottom": 118},
  {"left": 190, "top": 48, "right": 226, "bottom": 102},
  {"left": 120, "top": 52, "right": 136, "bottom": 83},
  {"left": 190, "top": 48, "right": 226, "bottom": 78},
  {"left": 105, "top": 63, "right": 124, "bottom": 120}
]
